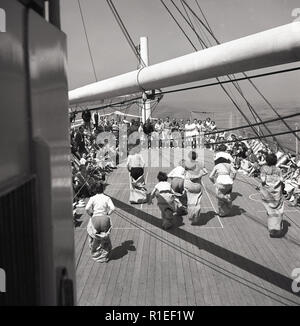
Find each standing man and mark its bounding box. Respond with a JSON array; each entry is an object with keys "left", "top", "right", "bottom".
[
  {"left": 170, "top": 118, "right": 179, "bottom": 148},
  {"left": 143, "top": 118, "right": 154, "bottom": 148},
  {"left": 163, "top": 117, "right": 171, "bottom": 148},
  {"left": 75, "top": 126, "right": 87, "bottom": 156},
  {"left": 191, "top": 119, "right": 199, "bottom": 149},
  {"left": 179, "top": 119, "right": 185, "bottom": 148},
  {"left": 155, "top": 119, "right": 164, "bottom": 149},
  {"left": 111, "top": 119, "right": 119, "bottom": 141},
  {"left": 92, "top": 111, "right": 99, "bottom": 129},
  {"left": 82, "top": 109, "right": 92, "bottom": 131}
]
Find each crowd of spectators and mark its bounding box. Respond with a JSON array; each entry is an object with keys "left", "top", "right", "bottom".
[
  {"left": 214, "top": 134, "right": 300, "bottom": 207},
  {"left": 70, "top": 109, "right": 300, "bottom": 212}
]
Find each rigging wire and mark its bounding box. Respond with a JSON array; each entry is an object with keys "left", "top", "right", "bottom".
[
  {"left": 171, "top": 1, "right": 267, "bottom": 131},
  {"left": 190, "top": 9, "right": 264, "bottom": 129},
  {"left": 69, "top": 65, "right": 300, "bottom": 119},
  {"left": 73, "top": 96, "right": 143, "bottom": 115},
  {"left": 156, "top": 66, "right": 300, "bottom": 96},
  {"left": 170, "top": 0, "right": 290, "bottom": 149},
  {"left": 105, "top": 0, "right": 146, "bottom": 67},
  {"left": 180, "top": 0, "right": 206, "bottom": 49},
  {"left": 77, "top": 0, "right": 98, "bottom": 82},
  {"left": 181, "top": 0, "right": 300, "bottom": 143},
  {"left": 160, "top": 0, "right": 197, "bottom": 53},
  {"left": 194, "top": 0, "right": 213, "bottom": 34},
  {"left": 177, "top": 1, "right": 274, "bottom": 140},
  {"left": 205, "top": 112, "right": 300, "bottom": 136},
  {"left": 163, "top": 0, "right": 262, "bottom": 140}
]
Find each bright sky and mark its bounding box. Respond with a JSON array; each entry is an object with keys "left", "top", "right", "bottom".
[{"left": 61, "top": 0, "right": 300, "bottom": 114}]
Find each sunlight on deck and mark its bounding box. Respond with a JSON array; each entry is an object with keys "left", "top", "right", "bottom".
[{"left": 74, "top": 149, "right": 300, "bottom": 306}]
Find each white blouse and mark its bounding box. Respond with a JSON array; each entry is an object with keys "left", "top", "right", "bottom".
[{"left": 86, "top": 194, "right": 115, "bottom": 217}]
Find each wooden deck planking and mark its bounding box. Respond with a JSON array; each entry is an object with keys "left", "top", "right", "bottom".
[
  {"left": 145, "top": 229, "right": 156, "bottom": 305},
  {"left": 217, "top": 226, "right": 255, "bottom": 306},
  {"left": 174, "top": 228, "right": 189, "bottom": 306},
  {"left": 127, "top": 212, "right": 147, "bottom": 306},
  {"left": 167, "top": 230, "right": 180, "bottom": 306},
  {"left": 117, "top": 227, "right": 142, "bottom": 306},
  {"left": 94, "top": 200, "right": 132, "bottom": 306},
  {"left": 136, "top": 219, "right": 151, "bottom": 306},
  {"left": 75, "top": 148, "right": 300, "bottom": 306},
  {"left": 93, "top": 218, "right": 126, "bottom": 306},
  {"left": 85, "top": 213, "right": 126, "bottom": 303},
  {"left": 219, "top": 173, "right": 299, "bottom": 305},
  {"left": 161, "top": 231, "right": 171, "bottom": 306},
  {"left": 219, "top": 177, "right": 295, "bottom": 305},
  {"left": 103, "top": 225, "right": 132, "bottom": 306},
  {"left": 80, "top": 184, "right": 126, "bottom": 305},
  {"left": 228, "top": 222, "right": 277, "bottom": 305},
  {"left": 154, "top": 228, "right": 163, "bottom": 306},
  {"left": 180, "top": 238, "right": 197, "bottom": 305}
]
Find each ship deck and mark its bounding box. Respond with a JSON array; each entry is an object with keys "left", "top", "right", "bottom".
[{"left": 74, "top": 149, "right": 300, "bottom": 306}]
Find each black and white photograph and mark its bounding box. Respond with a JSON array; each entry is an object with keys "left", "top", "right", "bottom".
[{"left": 0, "top": 0, "right": 300, "bottom": 310}]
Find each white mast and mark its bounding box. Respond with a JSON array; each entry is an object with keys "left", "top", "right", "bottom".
[
  {"left": 140, "top": 36, "right": 151, "bottom": 123},
  {"left": 69, "top": 23, "right": 300, "bottom": 106}
]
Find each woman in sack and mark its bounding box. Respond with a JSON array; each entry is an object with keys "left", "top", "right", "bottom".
[
  {"left": 167, "top": 160, "right": 188, "bottom": 216},
  {"left": 85, "top": 183, "right": 115, "bottom": 263},
  {"left": 209, "top": 156, "right": 237, "bottom": 217},
  {"left": 184, "top": 151, "right": 208, "bottom": 225},
  {"left": 149, "top": 172, "right": 181, "bottom": 230},
  {"left": 259, "top": 153, "right": 285, "bottom": 238},
  {"left": 127, "top": 142, "right": 147, "bottom": 204}
]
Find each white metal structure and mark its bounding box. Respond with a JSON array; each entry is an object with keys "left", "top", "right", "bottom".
[
  {"left": 140, "top": 36, "right": 151, "bottom": 123},
  {"left": 69, "top": 22, "right": 300, "bottom": 106}
]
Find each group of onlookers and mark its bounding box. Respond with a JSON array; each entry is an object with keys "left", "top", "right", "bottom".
[
  {"left": 70, "top": 125, "right": 118, "bottom": 210},
  {"left": 70, "top": 110, "right": 300, "bottom": 261},
  {"left": 70, "top": 109, "right": 300, "bottom": 210},
  {"left": 70, "top": 109, "right": 219, "bottom": 149},
  {"left": 215, "top": 134, "right": 300, "bottom": 209}
]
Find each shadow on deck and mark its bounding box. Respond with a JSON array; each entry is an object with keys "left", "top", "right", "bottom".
[{"left": 111, "top": 195, "right": 300, "bottom": 304}]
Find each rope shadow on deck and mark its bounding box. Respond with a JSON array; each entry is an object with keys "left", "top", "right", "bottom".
[{"left": 110, "top": 196, "right": 300, "bottom": 302}]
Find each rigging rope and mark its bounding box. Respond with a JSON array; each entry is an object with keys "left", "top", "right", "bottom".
[
  {"left": 211, "top": 128, "right": 300, "bottom": 147},
  {"left": 177, "top": 1, "right": 273, "bottom": 142},
  {"left": 181, "top": 0, "right": 300, "bottom": 143},
  {"left": 106, "top": 0, "right": 147, "bottom": 67},
  {"left": 164, "top": 0, "right": 262, "bottom": 141},
  {"left": 156, "top": 66, "right": 300, "bottom": 96},
  {"left": 77, "top": 0, "right": 98, "bottom": 82},
  {"left": 205, "top": 112, "right": 300, "bottom": 136},
  {"left": 171, "top": 0, "right": 269, "bottom": 136},
  {"left": 169, "top": 0, "right": 295, "bottom": 149}
]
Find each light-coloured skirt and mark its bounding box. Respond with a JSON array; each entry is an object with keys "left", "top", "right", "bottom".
[
  {"left": 260, "top": 186, "right": 284, "bottom": 231},
  {"left": 87, "top": 218, "right": 112, "bottom": 263},
  {"left": 185, "top": 179, "right": 202, "bottom": 224}
]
